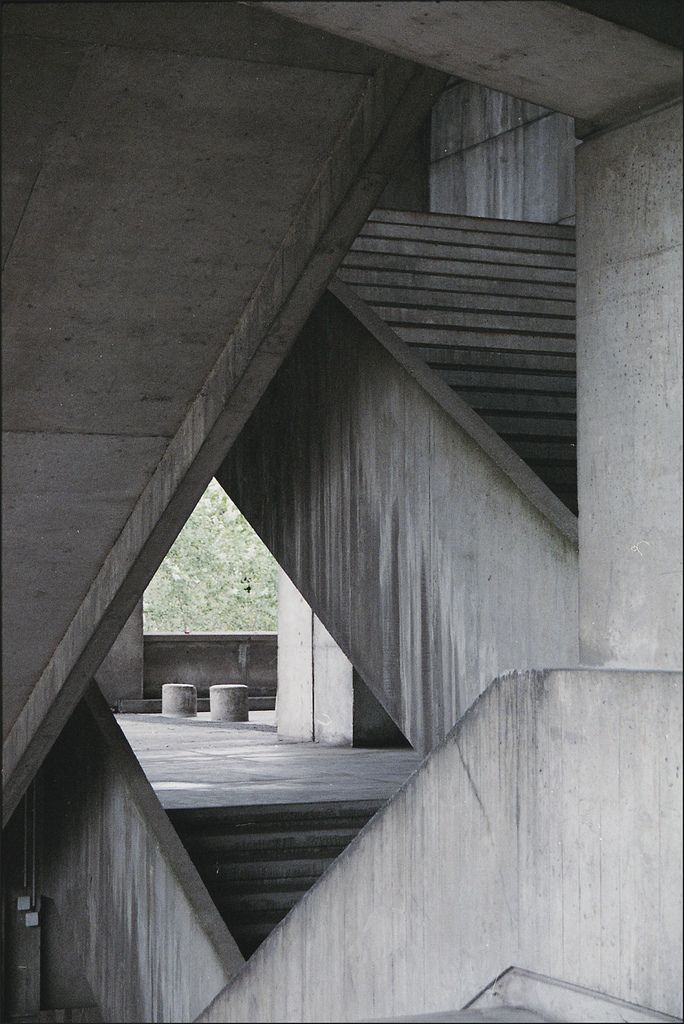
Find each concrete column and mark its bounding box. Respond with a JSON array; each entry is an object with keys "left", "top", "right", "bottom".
[
  {"left": 576, "top": 102, "right": 683, "bottom": 669},
  {"left": 312, "top": 616, "right": 353, "bottom": 745},
  {"left": 94, "top": 599, "right": 143, "bottom": 705},
  {"left": 276, "top": 568, "right": 313, "bottom": 741}
]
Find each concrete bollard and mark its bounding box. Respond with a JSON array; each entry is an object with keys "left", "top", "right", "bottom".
[
  {"left": 161, "top": 683, "right": 197, "bottom": 717},
  {"left": 210, "top": 684, "right": 249, "bottom": 722}
]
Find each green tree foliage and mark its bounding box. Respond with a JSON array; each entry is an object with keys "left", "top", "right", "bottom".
[{"left": 143, "top": 480, "right": 277, "bottom": 633}]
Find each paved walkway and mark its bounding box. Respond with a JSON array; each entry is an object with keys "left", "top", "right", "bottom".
[{"left": 117, "top": 712, "right": 422, "bottom": 809}]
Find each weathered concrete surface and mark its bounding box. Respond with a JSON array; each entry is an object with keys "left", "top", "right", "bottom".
[
  {"left": 198, "top": 669, "right": 683, "bottom": 1023},
  {"left": 430, "top": 81, "right": 576, "bottom": 223},
  {"left": 40, "top": 686, "right": 243, "bottom": 1023},
  {"left": 576, "top": 102, "right": 683, "bottom": 670},
  {"left": 210, "top": 685, "right": 249, "bottom": 722},
  {"left": 143, "top": 632, "right": 277, "bottom": 701},
  {"left": 162, "top": 683, "right": 197, "bottom": 718},
  {"left": 117, "top": 713, "right": 420, "bottom": 810},
  {"left": 218, "top": 287, "right": 578, "bottom": 752},
  {"left": 2, "top": 2, "right": 447, "bottom": 822},
  {"left": 94, "top": 600, "right": 143, "bottom": 704},
  {"left": 463, "top": 966, "right": 684, "bottom": 1024},
  {"left": 261, "top": 1, "right": 683, "bottom": 133}
]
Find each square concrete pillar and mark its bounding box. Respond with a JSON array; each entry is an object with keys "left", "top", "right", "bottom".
[
  {"left": 94, "top": 599, "right": 144, "bottom": 705},
  {"left": 312, "top": 615, "right": 353, "bottom": 745},
  {"left": 576, "top": 102, "right": 682, "bottom": 669},
  {"left": 276, "top": 567, "right": 314, "bottom": 742}
]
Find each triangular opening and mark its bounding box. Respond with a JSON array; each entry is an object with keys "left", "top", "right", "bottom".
[{"left": 108, "top": 479, "right": 416, "bottom": 960}]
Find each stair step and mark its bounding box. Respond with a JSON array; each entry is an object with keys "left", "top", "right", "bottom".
[
  {"left": 358, "top": 218, "right": 576, "bottom": 254},
  {"left": 185, "top": 827, "right": 358, "bottom": 856},
  {"left": 194, "top": 855, "right": 339, "bottom": 883},
  {"left": 168, "top": 798, "right": 382, "bottom": 829},
  {"left": 213, "top": 889, "right": 303, "bottom": 919},
  {"left": 204, "top": 875, "right": 320, "bottom": 896},
  {"left": 349, "top": 284, "right": 573, "bottom": 317},
  {"left": 337, "top": 265, "right": 575, "bottom": 301},
  {"left": 343, "top": 250, "right": 576, "bottom": 286},
  {"left": 350, "top": 235, "right": 576, "bottom": 270},
  {"left": 366, "top": 207, "right": 576, "bottom": 239}
]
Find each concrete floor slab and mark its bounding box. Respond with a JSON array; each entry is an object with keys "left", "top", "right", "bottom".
[{"left": 117, "top": 713, "right": 421, "bottom": 809}]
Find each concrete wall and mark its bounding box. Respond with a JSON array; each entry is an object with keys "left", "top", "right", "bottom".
[
  {"left": 377, "top": 116, "right": 431, "bottom": 212},
  {"left": 218, "top": 287, "right": 579, "bottom": 753},
  {"left": 429, "top": 80, "right": 576, "bottom": 223},
  {"left": 576, "top": 102, "right": 683, "bottom": 670},
  {"left": 142, "top": 632, "right": 277, "bottom": 699},
  {"left": 94, "top": 600, "right": 144, "bottom": 704},
  {"left": 39, "top": 686, "right": 243, "bottom": 1023},
  {"left": 198, "top": 668, "right": 683, "bottom": 1023}
]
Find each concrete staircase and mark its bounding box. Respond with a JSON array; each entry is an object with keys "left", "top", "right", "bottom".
[
  {"left": 338, "top": 209, "right": 577, "bottom": 512},
  {"left": 167, "top": 800, "right": 383, "bottom": 957}
]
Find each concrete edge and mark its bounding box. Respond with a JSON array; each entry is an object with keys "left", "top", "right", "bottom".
[
  {"left": 328, "top": 277, "right": 579, "bottom": 546},
  {"left": 82, "top": 682, "right": 245, "bottom": 977},
  {"left": 144, "top": 632, "right": 277, "bottom": 642},
  {"left": 2, "top": 59, "right": 449, "bottom": 825},
  {"left": 466, "top": 965, "right": 683, "bottom": 1023}
]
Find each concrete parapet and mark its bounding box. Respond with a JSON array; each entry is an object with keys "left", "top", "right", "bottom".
[
  {"left": 198, "top": 669, "right": 682, "bottom": 1023},
  {"left": 210, "top": 685, "right": 248, "bottom": 722},
  {"left": 161, "top": 684, "right": 197, "bottom": 718},
  {"left": 143, "top": 633, "right": 277, "bottom": 701}
]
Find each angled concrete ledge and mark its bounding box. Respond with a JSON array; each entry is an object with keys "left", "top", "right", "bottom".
[{"left": 197, "top": 668, "right": 683, "bottom": 1023}]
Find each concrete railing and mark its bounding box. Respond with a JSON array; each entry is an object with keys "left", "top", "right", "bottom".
[
  {"left": 142, "top": 633, "right": 277, "bottom": 709},
  {"left": 197, "top": 669, "right": 683, "bottom": 1023}
]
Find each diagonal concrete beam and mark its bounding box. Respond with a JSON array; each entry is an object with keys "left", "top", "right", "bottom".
[
  {"left": 258, "top": 1, "right": 683, "bottom": 134},
  {"left": 3, "top": 37, "right": 447, "bottom": 824}
]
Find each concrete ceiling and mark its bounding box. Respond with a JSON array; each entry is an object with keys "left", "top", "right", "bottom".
[
  {"left": 2, "top": 2, "right": 446, "bottom": 818},
  {"left": 258, "top": 1, "right": 683, "bottom": 133}
]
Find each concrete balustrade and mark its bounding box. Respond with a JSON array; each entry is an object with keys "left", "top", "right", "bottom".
[
  {"left": 161, "top": 684, "right": 197, "bottom": 718},
  {"left": 210, "top": 685, "right": 248, "bottom": 722}
]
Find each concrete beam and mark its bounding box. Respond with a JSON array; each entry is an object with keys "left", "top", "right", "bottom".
[
  {"left": 2, "top": 4, "right": 447, "bottom": 823},
  {"left": 576, "top": 102, "right": 683, "bottom": 669},
  {"left": 259, "top": 1, "right": 682, "bottom": 133}
]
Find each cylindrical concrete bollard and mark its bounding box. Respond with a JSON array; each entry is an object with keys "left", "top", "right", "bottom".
[
  {"left": 210, "top": 684, "right": 249, "bottom": 722},
  {"left": 161, "top": 683, "right": 197, "bottom": 717}
]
